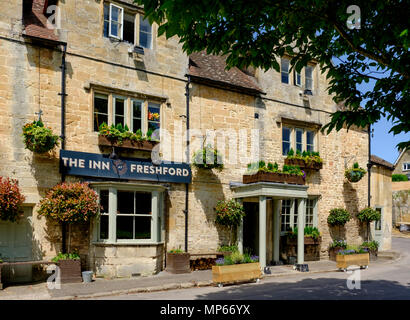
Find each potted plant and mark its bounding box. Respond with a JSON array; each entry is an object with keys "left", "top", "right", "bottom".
[
  {"left": 336, "top": 246, "right": 370, "bottom": 271},
  {"left": 192, "top": 144, "right": 224, "bottom": 170},
  {"left": 215, "top": 199, "right": 245, "bottom": 246},
  {"left": 327, "top": 208, "right": 351, "bottom": 239},
  {"left": 98, "top": 122, "right": 158, "bottom": 151},
  {"left": 38, "top": 182, "right": 100, "bottom": 254},
  {"left": 285, "top": 149, "right": 323, "bottom": 170},
  {"left": 328, "top": 239, "right": 347, "bottom": 261},
  {"left": 360, "top": 240, "right": 379, "bottom": 261},
  {"left": 212, "top": 251, "right": 261, "bottom": 286},
  {"left": 357, "top": 207, "right": 381, "bottom": 241},
  {"left": 0, "top": 177, "right": 25, "bottom": 222},
  {"left": 243, "top": 161, "right": 305, "bottom": 185},
  {"left": 166, "top": 249, "right": 191, "bottom": 274},
  {"left": 345, "top": 162, "right": 366, "bottom": 183},
  {"left": 52, "top": 251, "right": 82, "bottom": 283},
  {"left": 286, "top": 226, "right": 322, "bottom": 245},
  {"left": 22, "top": 120, "right": 60, "bottom": 154}
]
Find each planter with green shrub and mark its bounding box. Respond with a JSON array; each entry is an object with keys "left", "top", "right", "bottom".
[
  {"left": 52, "top": 252, "right": 82, "bottom": 283},
  {"left": 166, "top": 249, "right": 191, "bottom": 274},
  {"left": 328, "top": 239, "right": 347, "bottom": 261},
  {"left": 357, "top": 207, "right": 381, "bottom": 241},
  {"left": 285, "top": 149, "right": 323, "bottom": 170},
  {"left": 336, "top": 246, "right": 370, "bottom": 270},
  {"left": 360, "top": 240, "right": 379, "bottom": 261},
  {"left": 345, "top": 162, "right": 366, "bottom": 183},
  {"left": 22, "top": 120, "right": 60, "bottom": 154},
  {"left": 243, "top": 161, "right": 305, "bottom": 185}
]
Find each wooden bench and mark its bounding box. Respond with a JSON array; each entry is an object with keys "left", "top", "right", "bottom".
[{"left": 0, "top": 260, "right": 54, "bottom": 290}]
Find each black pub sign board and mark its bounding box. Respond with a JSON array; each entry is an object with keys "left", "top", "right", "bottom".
[{"left": 60, "top": 150, "right": 192, "bottom": 183}]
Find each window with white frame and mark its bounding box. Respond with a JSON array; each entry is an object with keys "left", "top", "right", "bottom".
[
  {"left": 94, "top": 185, "right": 163, "bottom": 243},
  {"left": 93, "top": 92, "right": 162, "bottom": 136},
  {"left": 305, "top": 198, "right": 317, "bottom": 228},
  {"left": 305, "top": 65, "right": 314, "bottom": 91},
  {"left": 282, "top": 125, "right": 317, "bottom": 155},
  {"left": 282, "top": 126, "right": 291, "bottom": 155},
  {"left": 375, "top": 208, "right": 382, "bottom": 231},
  {"left": 294, "top": 69, "right": 302, "bottom": 86},
  {"left": 103, "top": 3, "right": 153, "bottom": 49},
  {"left": 281, "top": 58, "right": 290, "bottom": 84},
  {"left": 403, "top": 163, "right": 410, "bottom": 171},
  {"left": 281, "top": 200, "right": 294, "bottom": 232}
]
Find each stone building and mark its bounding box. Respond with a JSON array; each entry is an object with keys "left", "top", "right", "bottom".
[
  {"left": 393, "top": 149, "right": 410, "bottom": 179},
  {"left": 0, "top": 0, "right": 390, "bottom": 282}
]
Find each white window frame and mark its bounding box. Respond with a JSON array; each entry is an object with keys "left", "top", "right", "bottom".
[
  {"left": 281, "top": 199, "right": 296, "bottom": 234},
  {"left": 281, "top": 58, "right": 290, "bottom": 84},
  {"left": 93, "top": 93, "right": 109, "bottom": 132},
  {"left": 403, "top": 163, "right": 410, "bottom": 171},
  {"left": 306, "top": 130, "right": 315, "bottom": 152},
  {"left": 109, "top": 3, "right": 124, "bottom": 40},
  {"left": 282, "top": 126, "right": 292, "bottom": 155},
  {"left": 295, "top": 128, "right": 304, "bottom": 153},
  {"left": 112, "top": 95, "right": 127, "bottom": 127},
  {"left": 92, "top": 183, "right": 164, "bottom": 245},
  {"left": 131, "top": 99, "right": 145, "bottom": 133},
  {"left": 305, "top": 198, "right": 318, "bottom": 228},
  {"left": 138, "top": 14, "right": 153, "bottom": 49},
  {"left": 305, "top": 65, "right": 314, "bottom": 91}
]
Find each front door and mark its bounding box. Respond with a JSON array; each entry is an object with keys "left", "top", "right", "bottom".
[{"left": 0, "top": 207, "right": 33, "bottom": 283}]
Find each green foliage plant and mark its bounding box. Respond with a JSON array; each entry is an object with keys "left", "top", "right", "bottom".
[
  {"left": 345, "top": 162, "right": 366, "bottom": 182},
  {"left": 327, "top": 208, "right": 351, "bottom": 226},
  {"left": 51, "top": 251, "right": 81, "bottom": 263},
  {"left": 392, "top": 174, "right": 408, "bottom": 181},
  {"left": 192, "top": 144, "right": 224, "bottom": 170},
  {"left": 215, "top": 199, "right": 245, "bottom": 246},
  {"left": 98, "top": 122, "right": 157, "bottom": 144},
  {"left": 22, "top": 120, "right": 60, "bottom": 153}
]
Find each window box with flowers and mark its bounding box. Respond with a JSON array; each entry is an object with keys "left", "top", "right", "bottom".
[
  {"left": 284, "top": 149, "right": 323, "bottom": 171},
  {"left": 212, "top": 251, "right": 261, "bottom": 286},
  {"left": 243, "top": 161, "right": 305, "bottom": 185},
  {"left": 98, "top": 123, "right": 159, "bottom": 151}
]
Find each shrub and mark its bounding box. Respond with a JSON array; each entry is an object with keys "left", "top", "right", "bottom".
[
  {"left": 0, "top": 177, "right": 25, "bottom": 222},
  {"left": 22, "top": 120, "right": 60, "bottom": 153},
  {"left": 288, "top": 226, "right": 321, "bottom": 240},
  {"left": 327, "top": 208, "right": 351, "bottom": 226},
  {"left": 360, "top": 241, "right": 379, "bottom": 252},
  {"left": 344, "top": 162, "right": 366, "bottom": 182},
  {"left": 357, "top": 207, "right": 381, "bottom": 222},
  {"left": 217, "top": 245, "right": 238, "bottom": 253},
  {"left": 38, "top": 182, "right": 99, "bottom": 223},
  {"left": 168, "top": 249, "right": 185, "bottom": 254},
  {"left": 246, "top": 161, "right": 305, "bottom": 177},
  {"left": 192, "top": 144, "right": 224, "bottom": 170},
  {"left": 51, "top": 251, "right": 80, "bottom": 263},
  {"left": 98, "top": 122, "right": 155, "bottom": 143},
  {"left": 286, "top": 148, "right": 323, "bottom": 164},
  {"left": 215, "top": 252, "right": 259, "bottom": 266},
  {"left": 392, "top": 174, "right": 408, "bottom": 181}
]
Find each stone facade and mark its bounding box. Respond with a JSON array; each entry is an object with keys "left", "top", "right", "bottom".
[
  {"left": 393, "top": 150, "right": 410, "bottom": 179},
  {"left": 0, "top": 0, "right": 381, "bottom": 279}
]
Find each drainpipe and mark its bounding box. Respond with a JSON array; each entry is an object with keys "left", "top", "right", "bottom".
[
  {"left": 183, "top": 74, "right": 191, "bottom": 253},
  {"left": 59, "top": 43, "right": 67, "bottom": 253},
  {"left": 367, "top": 124, "right": 373, "bottom": 241}
]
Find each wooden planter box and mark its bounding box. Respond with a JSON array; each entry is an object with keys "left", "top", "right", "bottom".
[
  {"left": 286, "top": 236, "right": 322, "bottom": 246},
  {"left": 58, "top": 259, "right": 82, "bottom": 284},
  {"left": 243, "top": 171, "right": 305, "bottom": 185},
  {"left": 329, "top": 247, "right": 345, "bottom": 261},
  {"left": 212, "top": 262, "right": 262, "bottom": 285},
  {"left": 285, "top": 158, "right": 323, "bottom": 170},
  {"left": 166, "top": 253, "right": 191, "bottom": 274},
  {"left": 98, "top": 135, "right": 159, "bottom": 151},
  {"left": 336, "top": 253, "right": 369, "bottom": 269}
]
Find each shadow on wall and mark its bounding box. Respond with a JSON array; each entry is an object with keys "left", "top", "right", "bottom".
[
  {"left": 342, "top": 181, "right": 365, "bottom": 239},
  {"left": 329, "top": 224, "right": 347, "bottom": 241},
  {"left": 191, "top": 168, "right": 227, "bottom": 247}
]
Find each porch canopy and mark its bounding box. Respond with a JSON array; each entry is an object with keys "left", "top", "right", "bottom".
[{"left": 230, "top": 182, "right": 309, "bottom": 269}]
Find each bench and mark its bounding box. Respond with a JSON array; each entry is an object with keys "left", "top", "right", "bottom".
[{"left": 0, "top": 260, "right": 54, "bottom": 290}]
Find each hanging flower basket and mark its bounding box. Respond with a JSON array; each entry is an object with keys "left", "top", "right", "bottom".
[
  {"left": 22, "top": 120, "right": 60, "bottom": 154},
  {"left": 345, "top": 162, "right": 366, "bottom": 183},
  {"left": 192, "top": 145, "right": 224, "bottom": 170},
  {"left": 0, "top": 177, "right": 25, "bottom": 222},
  {"left": 38, "top": 182, "right": 99, "bottom": 223}
]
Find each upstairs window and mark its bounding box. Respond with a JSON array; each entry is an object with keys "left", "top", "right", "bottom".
[
  {"left": 294, "top": 70, "right": 302, "bottom": 86},
  {"left": 103, "top": 3, "right": 153, "bottom": 49},
  {"left": 281, "top": 58, "right": 289, "bottom": 84},
  {"left": 295, "top": 128, "right": 303, "bottom": 153},
  {"left": 113, "top": 96, "right": 126, "bottom": 127},
  {"left": 94, "top": 94, "right": 109, "bottom": 132},
  {"left": 282, "top": 126, "right": 291, "bottom": 155},
  {"left": 306, "top": 130, "right": 315, "bottom": 152},
  {"left": 109, "top": 4, "right": 123, "bottom": 39},
  {"left": 305, "top": 66, "right": 314, "bottom": 91},
  {"left": 132, "top": 100, "right": 143, "bottom": 133},
  {"left": 403, "top": 163, "right": 410, "bottom": 171}
]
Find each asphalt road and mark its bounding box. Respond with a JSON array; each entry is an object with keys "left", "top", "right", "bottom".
[{"left": 92, "top": 237, "right": 410, "bottom": 300}]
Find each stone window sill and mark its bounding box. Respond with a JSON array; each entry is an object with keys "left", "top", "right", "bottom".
[{"left": 92, "top": 241, "right": 164, "bottom": 247}]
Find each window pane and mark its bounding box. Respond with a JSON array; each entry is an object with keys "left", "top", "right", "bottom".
[
  {"left": 148, "top": 103, "right": 160, "bottom": 131},
  {"left": 135, "top": 192, "right": 152, "bottom": 215},
  {"left": 133, "top": 101, "right": 142, "bottom": 118},
  {"left": 133, "top": 119, "right": 141, "bottom": 133},
  {"left": 94, "top": 95, "right": 108, "bottom": 131},
  {"left": 100, "top": 190, "right": 109, "bottom": 213},
  {"left": 282, "top": 127, "right": 291, "bottom": 155},
  {"left": 114, "top": 98, "right": 125, "bottom": 126},
  {"left": 306, "top": 131, "right": 314, "bottom": 152},
  {"left": 123, "top": 13, "right": 135, "bottom": 43},
  {"left": 375, "top": 209, "right": 382, "bottom": 231},
  {"left": 111, "top": 22, "right": 118, "bottom": 37},
  {"left": 281, "top": 59, "right": 289, "bottom": 84},
  {"left": 103, "top": 4, "right": 109, "bottom": 37},
  {"left": 305, "top": 66, "right": 313, "bottom": 90},
  {"left": 117, "top": 216, "right": 133, "bottom": 239},
  {"left": 134, "top": 217, "right": 151, "bottom": 239},
  {"left": 100, "top": 215, "right": 109, "bottom": 240},
  {"left": 117, "top": 191, "right": 134, "bottom": 214},
  {"left": 296, "top": 129, "right": 303, "bottom": 152},
  {"left": 139, "top": 16, "right": 152, "bottom": 48},
  {"left": 111, "top": 6, "right": 120, "bottom": 22}
]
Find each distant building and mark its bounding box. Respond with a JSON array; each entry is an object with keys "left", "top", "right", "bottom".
[{"left": 393, "top": 150, "right": 410, "bottom": 179}]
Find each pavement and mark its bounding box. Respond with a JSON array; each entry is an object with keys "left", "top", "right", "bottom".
[{"left": 0, "top": 239, "right": 403, "bottom": 300}]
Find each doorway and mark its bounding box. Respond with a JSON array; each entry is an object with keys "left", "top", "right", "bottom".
[
  {"left": 0, "top": 207, "right": 33, "bottom": 283},
  {"left": 243, "top": 202, "right": 259, "bottom": 256}
]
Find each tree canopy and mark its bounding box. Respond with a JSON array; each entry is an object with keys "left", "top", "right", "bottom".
[{"left": 134, "top": 0, "right": 409, "bottom": 150}]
